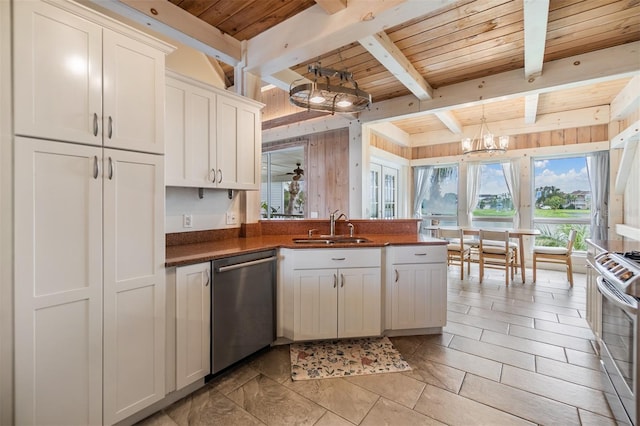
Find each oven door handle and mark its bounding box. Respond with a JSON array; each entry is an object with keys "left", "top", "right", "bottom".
[{"left": 597, "top": 276, "right": 638, "bottom": 314}]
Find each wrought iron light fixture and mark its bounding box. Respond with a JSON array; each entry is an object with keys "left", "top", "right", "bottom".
[
  {"left": 289, "top": 63, "right": 371, "bottom": 114},
  {"left": 461, "top": 108, "right": 509, "bottom": 155}
]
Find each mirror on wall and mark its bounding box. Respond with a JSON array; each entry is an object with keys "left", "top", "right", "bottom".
[{"left": 261, "top": 146, "right": 306, "bottom": 219}]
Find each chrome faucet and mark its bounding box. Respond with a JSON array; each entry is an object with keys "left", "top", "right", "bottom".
[{"left": 329, "top": 209, "right": 348, "bottom": 236}]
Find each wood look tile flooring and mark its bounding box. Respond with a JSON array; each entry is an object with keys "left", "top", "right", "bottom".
[{"left": 138, "top": 266, "right": 625, "bottom": 426}]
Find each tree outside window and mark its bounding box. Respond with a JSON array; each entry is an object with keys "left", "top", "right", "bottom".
[{"left": 532, "top": 157, "right": 590, "bottom": 250}]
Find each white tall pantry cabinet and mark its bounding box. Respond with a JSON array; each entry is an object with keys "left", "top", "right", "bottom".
[{"left": 12, "top": 1, "right": 172, "bottom": 424}]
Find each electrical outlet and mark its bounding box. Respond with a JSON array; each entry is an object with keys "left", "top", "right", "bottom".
[
  {"left": 183, "top": 214, "right": 193, "bottom": 228},
  {"left": 226, "top": 212, "right": 237, "bottom": 225}
]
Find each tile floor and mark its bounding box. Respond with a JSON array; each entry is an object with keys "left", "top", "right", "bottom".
[{"left": 138, "top": 265, "right": 624, "bottom": 426}]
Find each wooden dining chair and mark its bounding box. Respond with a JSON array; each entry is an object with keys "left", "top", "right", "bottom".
[
  {"left": 437, "top": 228, "right": 471, "bottom": 279},
  {"left": 532, "top": 229, "right": 577, "bottom": 286},
  {"left": 478, "top": 229, "right": 517, "bottom": 286}
]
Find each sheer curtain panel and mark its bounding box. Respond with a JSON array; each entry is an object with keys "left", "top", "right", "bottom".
[
  {"left": 586, "top": 151, "right": 609, "bottom": 240},
  {"left": 502, "top": 159, "right": 520, "bottom": 228}
]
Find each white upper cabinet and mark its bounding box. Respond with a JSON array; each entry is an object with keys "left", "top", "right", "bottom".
[
  {"left": 14, "top": 0, "right": 170, "bottom": 154},
  {"left": 165, "top": 74, "right": 216, "bottom": 186},
  {"left": 216, "top": 94, "right": 261, "bottom": 190},
  {"left": 102, "top": 29, "right": 166, "bottom": 153},
  {"left": 165, "top": 72, "right": 262, "bottom": 190}
]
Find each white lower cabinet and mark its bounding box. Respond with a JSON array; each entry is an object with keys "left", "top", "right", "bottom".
[
  {"left": 287, "top": 249, "right": 382, "bottom": 341},
  {"left": 14, "top": 137, "right": 165, "bottom": 425},
  {"left": 386, "top": 245, "right": 447, "bottom": 331},
  {"left": 175, "top": 262, "right": 211, "bottom": 390}
]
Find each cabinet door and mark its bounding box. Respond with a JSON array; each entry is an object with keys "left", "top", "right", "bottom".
[
  {"left": 165, "top": 77, "right": 216, "bottom": 187},
  {"left": 293, "top": 269, "right": 338, "bottom": 340},
  {"left": 391, "top": 263, "right": 447, "bottom": 330},
  {"left": 103, "top": 29, "right": 165, "bottom": 154},
  {"left": 103, "top": 149, "right": 165, "bottom": 424},
  {"left": 216, "top": 95, "right": 239, "bottom": 188},
  {"left": 235, "top": 101, "right": 260, "bottom": 189},
  {"left": 338, "top": 268, "right": 382, "bottom": 338},
  {"left": 13, "top": 0, "right": 103, "bottom": 146},
  {"left": 176, "top": 263, "right": 211, "bottom": 390},
  {"left": 217, "top": 94, "right": 261, "bottom": 190},
  {"left": 14, "top": 138, "right": 103, "bottom": 425}
]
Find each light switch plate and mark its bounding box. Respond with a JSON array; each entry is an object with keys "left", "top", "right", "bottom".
[
  {"left": 226, "top": 212, "right": 237, "bottom": 225},
  {"left": 183, "top": 214, "right": 193, "bottom": 228}
]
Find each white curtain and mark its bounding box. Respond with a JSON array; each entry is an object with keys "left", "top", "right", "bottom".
[
  {"left": 466, "top": 163, "right": 481, "bottom": 226},
  {"left": 502, "top": 159, "right": 520, "bottom": 228},
  {"left": 413, "top": 166, "right": 433, "bottom": 218},
  {"left": 586, "top": 151, "right": 609, "bottom": 240}
]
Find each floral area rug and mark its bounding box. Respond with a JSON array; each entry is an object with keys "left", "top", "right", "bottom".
[{"left": 290, "top": 336, "right": 411, "bottom": 381}]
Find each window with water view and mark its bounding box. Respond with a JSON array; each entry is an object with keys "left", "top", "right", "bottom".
[
  {"left": 472, "top": 162, "right": 516, "bottom": 228},
  {"left": 532, "top": 156, "right": 590, "bottom": 251}
]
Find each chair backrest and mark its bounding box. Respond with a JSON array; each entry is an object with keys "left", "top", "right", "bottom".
[
  {"left": 479, "top": 229, "right": 510, "bottom": 250},
  {"left": 437, "top": 227, "right": 463, "bottom": 243},
  {"left": 566, "top": 229, "right": 577, "bottom": 253}
]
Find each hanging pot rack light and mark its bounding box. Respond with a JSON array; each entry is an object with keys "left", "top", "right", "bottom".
[{"left": 289, "top": 63, "right": 372, "bottom": 114}]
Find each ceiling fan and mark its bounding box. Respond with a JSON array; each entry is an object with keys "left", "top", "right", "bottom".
[{"left": 285, "top": 163, "right": 304, "bottom": 181}]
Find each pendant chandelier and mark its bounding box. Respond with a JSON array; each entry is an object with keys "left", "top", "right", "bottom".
[
  {"left": 289, "top": 63, "right": 371, "bottom": 114},
  {"left": 461, "top": 106, "right": 509, "bottom": 155}
]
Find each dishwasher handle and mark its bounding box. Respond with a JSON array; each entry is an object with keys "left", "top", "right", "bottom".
[{"left": 215, "top": 256, "right": 277, "bottom": 273}]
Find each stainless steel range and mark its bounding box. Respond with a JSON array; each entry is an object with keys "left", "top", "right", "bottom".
[{"left": 594, "top": 250, "right": 640, "bottom": 426}]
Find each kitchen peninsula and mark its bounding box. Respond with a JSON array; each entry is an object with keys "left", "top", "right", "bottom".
[{"left": 165, "top": 218, "right": 448, "bottom": 351}]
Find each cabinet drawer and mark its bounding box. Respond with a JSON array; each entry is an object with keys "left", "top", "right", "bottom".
[
  {"left": 293, "top": 248, "right": 381, "bottom": 269},
  {"left": 388, "top": 245, "right": 446, "bottom": 264}
]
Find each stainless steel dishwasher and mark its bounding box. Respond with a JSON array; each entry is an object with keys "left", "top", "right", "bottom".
[{"left": 211, "top": 250, "right": 277, "bottom": 374}]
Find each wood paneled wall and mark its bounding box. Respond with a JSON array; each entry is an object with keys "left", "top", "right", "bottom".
[
  {"left": 264, "top": 128, "right": 350, "bottom": 218},
  {"left": 411, "top": 124, "right": 609, "bottom": 159},
  {"left": 370, "top": 133, "right": 411, "bottom": 159}
]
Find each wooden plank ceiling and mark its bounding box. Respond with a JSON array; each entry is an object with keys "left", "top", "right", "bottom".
[{"left": 153, "top": 0, "right": 639, "bottom": 137}]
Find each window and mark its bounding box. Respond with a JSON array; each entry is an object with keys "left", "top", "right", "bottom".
[
  {"left": 471, "top": 162, "right": 515, "bottom": 229},
  {"left": 532, "top": 156, "right": 590, "bottom": 250},
  {"left": 415, "top": 164, "right": 458, "bottom": 228}
]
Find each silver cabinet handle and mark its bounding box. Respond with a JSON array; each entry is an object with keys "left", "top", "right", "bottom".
[
  {"left": 93, "top": 155, "right": 99, "bottom": 179},
  {"left": 333, "top": 273, "right": 337, "bottom": 288},
  {"left": 93, "top": 113, "right": 99, "bottom": 137},
  {"left": 204, "top": 271, "right": 210, "bottom": 287},
  {"left": 414, "top": 253, "right": 427, "bottom": 256},
  {"left": 209, "top": 169, "right": 216, "bottom": 183},
  {"left": 108, "top": 116, "right": 113, "bottom": 139},
  {"left": 395, "top": 269, "right": 399, "bottom": 283},
  {"left": 217, "top": 169, "right": 222, "bottom": 184},
  {"left": 340, "top": 273, "right": 344, "bottom": 287},
  {"left": 331, "top": 257, "right": 346, "bottom": 261},
  {"left": 108, "top": 157, "right": 114, "bottom": 180}
]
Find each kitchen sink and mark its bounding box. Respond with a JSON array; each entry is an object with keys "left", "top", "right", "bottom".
[{"left": 292, "top": 236, "right": 371, "bottom": 245}]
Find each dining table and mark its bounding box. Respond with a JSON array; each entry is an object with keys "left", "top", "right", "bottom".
[{"left": 459, "top": 227, "right": 541, "bottom": 283}]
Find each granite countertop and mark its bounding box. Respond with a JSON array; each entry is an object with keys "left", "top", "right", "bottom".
[{"left": 165, "top": 233, "right": 446, "bottom": 267}]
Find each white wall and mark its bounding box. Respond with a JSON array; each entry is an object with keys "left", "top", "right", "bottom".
[
  {"left": 165, "top": 41, "right": 226, "bottom": 89},
  {"left": 623, "top": 144, "right": 640, "bottom": 240},
  {"left": 165, "top": 187, "right": 242, "bottom": 233}
]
